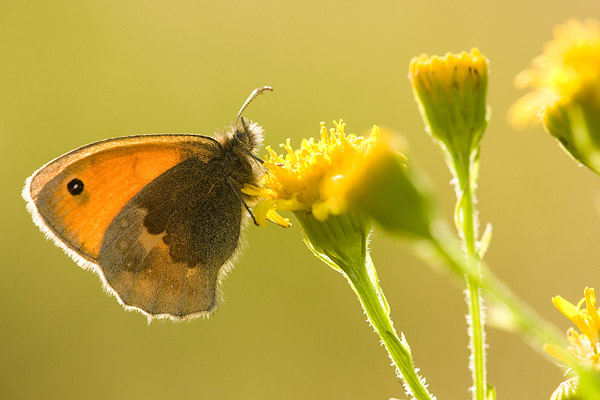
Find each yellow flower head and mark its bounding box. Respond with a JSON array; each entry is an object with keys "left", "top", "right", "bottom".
[
  {"left": 510, "top": 19, "right": 600, "bottom": 129},
  {"left": 409, "top": 48, "right": 489, "bottom": 95},
  {"left": 243, "top": 121, "right": 391, "bottom": 226},
  {"left": 544, "top": 288, "right": 600, "bottom": 399},
  {"left": 409, "top": 48, "right": 489, "bottom": 162}
]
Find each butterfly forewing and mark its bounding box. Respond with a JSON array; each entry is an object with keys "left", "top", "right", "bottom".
[{"left": 24, "top": 134, "right": 246, "bottom": 319}]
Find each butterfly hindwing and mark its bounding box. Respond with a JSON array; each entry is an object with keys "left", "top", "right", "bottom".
[{"left": 99, "top": 157, "right": 243, "bottom": 317}]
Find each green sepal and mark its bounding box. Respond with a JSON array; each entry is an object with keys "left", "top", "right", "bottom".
[
  {"left": 544, "top": 94, "right": 600, "bottom": 176},
  {"left": 294, "top": 211, "right": 370, "bottom": 275}
]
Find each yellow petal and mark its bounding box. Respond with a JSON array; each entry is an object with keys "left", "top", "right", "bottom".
[{"left": 552, "top": 295, "right": 580, "bottom": 324}]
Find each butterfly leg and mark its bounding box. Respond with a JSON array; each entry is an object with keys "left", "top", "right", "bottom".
[{"left": 226, "top": 176, "right": 259, "bottom": 226}]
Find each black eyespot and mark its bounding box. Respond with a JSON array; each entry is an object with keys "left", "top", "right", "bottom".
[{"left": 67, "top": 178, "right": 84, "bottom": 195}]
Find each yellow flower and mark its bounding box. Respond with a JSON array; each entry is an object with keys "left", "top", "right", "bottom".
[
  {"left": 409, "top": 48, "right": 489, "bottom": 164},
  {"left": 544, "top": 287, "right": 600, "bottom": 399},
  {"left": 510, "top": 19, "right": 600, "bottom": 129},
  {"left": 243, "top": 121, "right": 385, "bottom": 226},
  {"left": 509, "top": 19, "right": 600, "bottom": 177}
]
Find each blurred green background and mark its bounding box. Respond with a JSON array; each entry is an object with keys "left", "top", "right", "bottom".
[{"left": 2, "top": 1, "right": 600, "bottom": 399}]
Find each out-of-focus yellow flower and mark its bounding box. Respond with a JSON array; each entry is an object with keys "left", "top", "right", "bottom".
[
  {"left": 409, "top": 48, "right": 489, "bottom": 165},
  {"left": 242, "top": 121, "right": 388, "bottom": 226},
  {"left": 510, "top": 19, "right": 600, "bottom": 129},
  {"left": 544, "top": 287, "right": 600, "bottom": 399},
  {"left": 509, "top": 19, "right": 600, "bottom": 176}
]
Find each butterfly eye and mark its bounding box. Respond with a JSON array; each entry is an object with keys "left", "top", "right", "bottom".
[
  {"left": 234, "top": 129, "right": 249, "bottom": 143},
  {"left": 67, "top": 178, "right": 84, "bottom": 195}
]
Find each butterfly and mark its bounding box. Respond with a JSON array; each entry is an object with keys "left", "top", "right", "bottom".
[{"left": 23, "top": 86, "right": 273, "bottom": 321}]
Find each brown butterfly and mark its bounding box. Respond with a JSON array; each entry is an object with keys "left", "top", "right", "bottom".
[{"left": 23, "top": 87, "right": 273, "bottom": 321}]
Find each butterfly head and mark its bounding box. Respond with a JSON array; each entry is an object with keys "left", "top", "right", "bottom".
[
  {"left": 217, "top": 117, "right": 264, "bottom": 155},
  {"left": 216, "top": 86, "right": 272, "bottom": 157}
]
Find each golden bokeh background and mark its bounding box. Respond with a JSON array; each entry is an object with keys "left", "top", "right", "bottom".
[{"left": 2, "top": 1, "right": 600, "bottom": 399}]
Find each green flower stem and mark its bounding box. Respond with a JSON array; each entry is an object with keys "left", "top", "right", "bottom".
[
  {"left": 465, "top": 277, "right": 485, "bottom": 399},
  {"left": 298, "top": 213, "right": 435, "bottom": 400},
  {"left": 346, "top": 255, "right": 434, "bottom": 400},
  {"left": 454, "top": 160, "right": 486, "bottom": 400},
  {"left": 426, "top": 224, "right": 565, "bottom": 350},
  {"left": 409, "top": 47, "right": 490, "bottom": 399}
]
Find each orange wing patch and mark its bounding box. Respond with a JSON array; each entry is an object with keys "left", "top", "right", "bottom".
[{"left": 46, "top": 146, "right": 181, "bottom": 258}]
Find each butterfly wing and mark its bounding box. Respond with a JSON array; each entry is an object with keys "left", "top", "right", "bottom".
[
  {"left": 98, "top": 157, "right": 243, "bottom": 318},
  {"left": 24, "top": 134, "right": 243, "bottom": 320}
]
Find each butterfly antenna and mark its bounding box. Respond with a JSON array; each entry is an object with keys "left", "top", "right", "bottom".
[{"left": 235, "top": 86, "right": 273, "bottom": 128}]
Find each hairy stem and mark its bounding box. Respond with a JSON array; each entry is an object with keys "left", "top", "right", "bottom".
[
  {"left": 344, "top": 254, "right": 436, "bottom": 400},
  {"left": 455, "top": 161, "right": 486, "bottom": 400}
]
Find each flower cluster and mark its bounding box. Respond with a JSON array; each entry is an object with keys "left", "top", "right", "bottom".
[{"left": 243, "top": 121, "right": 386, "bottom": 225}]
